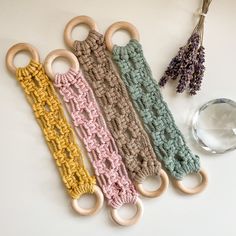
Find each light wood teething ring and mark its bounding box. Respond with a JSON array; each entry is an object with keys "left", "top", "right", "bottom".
[
  {"left": 6, "top": 43, "right": 40, "bottom": 74},
  {"left": 44, "top": 49, "right": 80, "bottom": 80},
  {"left": 110, "top": 198, "right": 143, "bottom": 226},
  {"left": 6, "top": 44, "right": 104, "bottom": 216},
  {"left": 104, "top": 21, "right": 140, "bottom": 52},
  {"left": 135, "top": 169, "right": 169, "bottom": 198},
  {"left": 173, "top": 169, "right": 208, "bottom": 195},
  {"left": 64, "top": 15, "right": 98, "bottom": 49},
  {"left": 71, "top": 185, "right": 104, "bottom": 216}
]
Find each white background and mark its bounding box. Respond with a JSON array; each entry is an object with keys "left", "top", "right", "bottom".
[{"left": 1, "top": 0, "right": 236, "bottom": 235}]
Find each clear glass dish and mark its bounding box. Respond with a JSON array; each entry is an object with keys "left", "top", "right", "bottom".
[{"left": 192, "top": 98, "right": 236, "bottom": 154}]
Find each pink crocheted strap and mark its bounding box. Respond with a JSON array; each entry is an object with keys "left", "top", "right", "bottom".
[{"left": 54, "top": 68, "right": 138, "bottom": 208}]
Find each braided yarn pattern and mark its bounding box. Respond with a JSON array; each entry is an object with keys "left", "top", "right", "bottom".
[
  {"left": 54, "top": 69, "right": 138, "bottom": 208},
  {"left": 16, "top": 61, "right": 96, "bottom": 198},
  {"left": 73, "top": 30, "right": 161, "bottom": 183},
  {"left": 112, "top": 40, "right": 200, "bottom": 180}
]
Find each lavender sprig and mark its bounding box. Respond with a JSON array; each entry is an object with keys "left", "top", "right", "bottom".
[
  {"left": 176, "top": 33, "right": 200, "bottom": 93},
  {"left": 159, "top": 47, "right": 185, "bottom": 87},
  {"left": 189, "top": 46, "right": 205, "bottom": 95}
]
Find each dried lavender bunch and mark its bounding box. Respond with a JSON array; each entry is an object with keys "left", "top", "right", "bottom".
[
  {"left": 159, "top": 0, "right": 212, "bottom": 96},
  {"left": 159, "top": 33, "right": 202, "bottom": 95}
]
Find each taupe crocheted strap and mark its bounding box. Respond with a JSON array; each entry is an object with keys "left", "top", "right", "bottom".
[{"left": 73, "top": 30, "right": 161, "bottom": 183}]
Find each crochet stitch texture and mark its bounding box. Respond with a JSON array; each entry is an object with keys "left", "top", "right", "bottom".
[
  {"left": 73, "top": 30, "right": 161, "bottom": 183},
  {"left": 112, "top": 40, "right": 200, "bottom": 180},
  {"left": 16, "top": 61, "right": 96, "bottom": 198},
  {"left": 54, "top": 68, "right": 138, "bottom": 208}
]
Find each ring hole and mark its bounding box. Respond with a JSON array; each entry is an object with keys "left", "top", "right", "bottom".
[
  {"left": 72, "top": 24, "right": 90, "bottom": 41},
  {"left": 52, "top": 57, "right": 71, "bottom": 74},
  {"left": 13, "top": 51, "right": 32, "bottom": 68},
  {"left": 75, "top": 192, "right": 97, "bottom": 210},
  {"left": 112, "top": 29, "right": 131, "bottom": 46},
  {"left": 117, "top": 203, "right": 138, "bottom": 220},
  {"left": 181, "top": 173, "right": 202, "bottom": 189},
  {"left": 142, "top": 175, "right": 161, "bottom": 191},
  {"left": 44, "top": 102, "right": 51, "bottom": 112}
]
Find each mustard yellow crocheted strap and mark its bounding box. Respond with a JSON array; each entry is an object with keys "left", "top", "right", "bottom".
[{"left": 16, "top": 60, "right": 96, "bottom": 199}]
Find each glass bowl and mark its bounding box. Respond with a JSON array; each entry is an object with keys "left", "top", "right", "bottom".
[{"left": 192, "top": 98, "right": 236, "bottom": 154}]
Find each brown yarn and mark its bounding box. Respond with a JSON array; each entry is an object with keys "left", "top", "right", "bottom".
[{"left": 73, "top": 30, "right": 161, "bottom": 183}]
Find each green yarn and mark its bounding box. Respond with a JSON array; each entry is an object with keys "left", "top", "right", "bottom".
[{"left": 112, "top": 39, "right": 200, "bottom": 180}]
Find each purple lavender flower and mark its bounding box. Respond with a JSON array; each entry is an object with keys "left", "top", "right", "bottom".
[
  {"left": 159, "top": 47, "right": 185, "bottom": 87},
  {"left": 177, "top": 63, "right": 195, "bottom": 93},
  {"left": 176, "top": 33, "right": 200, "bottom": 93},
  {"left": 189, "top": 46, "right": 205, "bottom": 95}
]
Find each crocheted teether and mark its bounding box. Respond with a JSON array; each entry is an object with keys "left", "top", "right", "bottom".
[
  {"left": 6, "top": 43, "right": 104, "bottom": 216},
  {"left": 44, "top": 49, "right": 143, "bottom": 226},
  {"left": 105, "top": 22, "right": 208, "bottom": 195},
  {"left": 64, "top": 16, "right": 169, "bottom": 198}
]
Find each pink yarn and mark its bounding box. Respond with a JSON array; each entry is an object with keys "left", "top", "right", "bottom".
[{"left": 54, "top": 68, "right": 138, "bottom": 208}]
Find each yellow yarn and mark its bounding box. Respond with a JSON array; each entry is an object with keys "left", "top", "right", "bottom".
[{"left": 16, "top": 60, "right": 96, "bottom": 199}]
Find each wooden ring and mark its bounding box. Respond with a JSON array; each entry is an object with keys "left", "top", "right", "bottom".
[
  {"left": 173, "top": 169, "right": 208, "bottom": 195},
  {"left": 105, "top": 21, "right": 140, "bottom": 52},
  {"left": 44, "top": 49, "right": 79, "bottom": 80},
  {"left": 71, "top": 185, "right": 104, "bottom": 216},
  {"left": 64, "top": 15, "right": 98, "bottom": 49},
  {"left": 110, "top": 198, "right": 143, "bottom": 226},
  {"left": 6, "top": 43, "right": 40, "bottom": 75},
  {"left": 135, "top": 169, "right": 169, "bottom": 198}
]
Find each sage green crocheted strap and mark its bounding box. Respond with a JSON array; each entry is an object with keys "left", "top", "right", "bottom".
[{"left": 112, "top": 40, "right": 200, "bottom": 180}]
